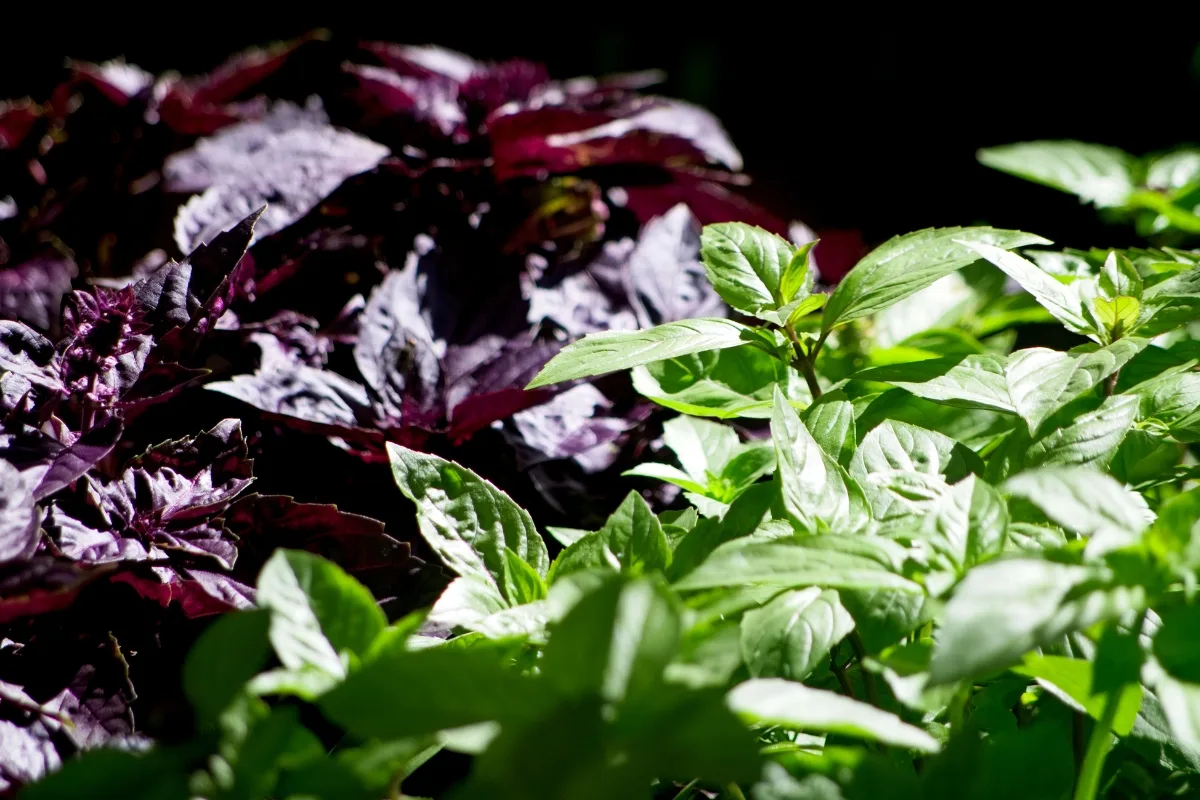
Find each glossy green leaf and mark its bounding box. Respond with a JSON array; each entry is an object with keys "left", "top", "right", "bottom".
[
  {"left": 977, "top": 140, "right": 1136, "bottom": 207},
  {"left": 700, "top": 222, "right": 795, "bottom": 315},
  {"left": 772, "top": 387, "right": 870, "bottom": 534},
  {"left": 1005, "top": 466, "right": 1150, "bottom": 556},
  {"left": 1011, "top": 654, "right": 1142, "bottom": 736},
  {"left": 674, "top": 537, "right": 922, "bottom": 593},
  {"left": 320, "top": 644, "right": 544, "bottom": 740},
  {"left": 727, "top": 678, "right": 941, "bottom": 752},
  {"left": 662, "top": 415, "right": 740, "bottom": 481},
  {"left": 183, "top": 609, "right": 272, "bottom": 726},
  {"left": 1005, "top": 341, "right": 1144, "bottom": 434},
  {"left": 958, "top": 242, "right": 1091, "bottom": 335},
  {"left": 1022, "top": 394, "right": 1139, "bottom": 472},
  {"left": 823, "top": 227, "right": 1049, "bottom": 332},
  {"left": 623, "top": 462, "right": 708, "bottom": 494},
  {"left": 801, "top": 391, "right": 857, "bottom": 465},
  {"left": 1152, "top": 674, "right": 1200, "bottom": 755},
  {"left": 257, "top": 549, "right": 386, "bottom": 679},
  {"left": 528, "top": 318, "right": 757, "bottom": 388},
  {"left": 540, "top": 575, "right": 680, "bottom": 704},
  {"left": 929, "top": 559, "right": 1144, "bottom": 685},
  {"left": 630, "top": 345, "right": 802, "bottom": 420},
  {"left": 781, "top": 240, "right": 816, "bottom": 303},
  {"left": 740, "top": 587, "right": 854, "bottom": 680},
  {"left": 549, "top": 491, "right": 671, "bottom": 581},
  {"left": 1100, "top": 251, "right": 1143, "bottom": 301},
  {"left": 856, "top": 340, "right": 1143, "bottom": 436},
  {"left": 1153, "top": 605, "right": 1200, "bottom": 682},
  {"left": 389, "top": 444, "right": 548, "bottom": 601}
]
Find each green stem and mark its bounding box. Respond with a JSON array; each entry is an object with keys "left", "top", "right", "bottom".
[
  {"left": 848, "top": 631, "right": 879, "bottom": 707},
  {"left": 783, "top": 323, "right": 823, "bottom": 399},
  {"left": 1072, "top": 688, "right": 1122, "bottom": 800},
  {"left": 830, "top": 646, "right": 857, "bottom": 700},
  {"left": 948, "top": 682, "right": 969, "bottom": 736},
  {"left": 1127, "top": 190, "right": 1200, "bottom": 233},
  {"left": 725, "top": 783, "right": 748, "bottom": 800},
  {"left": 1103, "top": 369, "right": 1120, "bottom": 397}
]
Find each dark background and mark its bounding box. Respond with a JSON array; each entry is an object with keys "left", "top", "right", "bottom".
[{"left": 4, "top": 18, "right": 1200, "bottom": 249}]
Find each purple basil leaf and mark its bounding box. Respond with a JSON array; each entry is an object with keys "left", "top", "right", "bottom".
[
  {"left": 207, "top": 333, "right": 372, "bottom": 431},
  {"left": 618, "top": 177, "right": 788, "bottom": 232},
  {"left": 126, "top": 417, "right": 251, "bottom": 482},
  {"left": 489, "top": 95, "right": 743, "bottom": 181},
  {"left": 224, "top": 493, "right": 408, "bottom": 578},
  {"left": 0, "top": 717, "right": 59, "bottom": 792},
  {"left": 44, "top": 505, "right": 146, "bottom": 564},
  {"left": 111, "top": 568, "right": 254, "bottom": 617},
  {"left": 134, "top": 208, "right": 261, "bottom": 344},
  {"left": 0, "top": 557, "right": 111, "bottom": 624},
  {"left": 362, "top": 42, "right": 479, "bottom": 82},
  {"left": 0, "top": 322, "right": 62, "bottom": 395},
  {"left": 442, "top": 334, "right": 560, "bottom": 441},
  {"left": 0, "top": 419, "right": 121, "bottom": 500},
  {"left": 158, "top": 35, "right": 318, "bottom": 135},
  {"left": 507, "top": 383, "right": 635, "bottom": 473},
  {"left": 353, "top": 265, "right": 441, "bottom": 417},
  {"left": 0, "top": 252, "right": 76, "bottom": 335},
  {"left": 626, "top": 203, "right": 724, "bottom": 324},
  {"left": 166, "top": 101, "right": 390, "bottom": 253},
  {"left": 0, "top": 461, "right": 39, "bottom": 565},
  {"left": 42, "top": 651, "right": 136, "bottom": 750},
  {"left": 343, "top": 63, "right": 466, "bottom": 138},
  {"left": 525, "top": 241, "right": 639, "bottom": 337}
]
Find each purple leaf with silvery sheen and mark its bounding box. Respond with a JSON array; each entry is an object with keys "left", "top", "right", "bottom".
[
  {"left": 165, "top": 100, "right": 390, "bottom": 253},
  {"left": 0, "top": 417, "right": 123, "bottom": 501},
  {"left": 0, "top": 461, "right": 39, "bottom": 565},
  {"left": 0, "top": 252, "right": 76, "bottom": 335}
]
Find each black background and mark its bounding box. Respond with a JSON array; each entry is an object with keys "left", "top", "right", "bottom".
[{"left": 3, "top": 17, "right": 1200, "bottom": 249}]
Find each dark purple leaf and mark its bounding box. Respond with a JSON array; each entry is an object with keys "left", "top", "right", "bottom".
[
  {"left": 442, "top": 334, "right": 559, "bottom": 441},
  {"left": 225, "top": 493, "right": 407, "bottom": 574},
  {"left": 507, "top": 384, "right": 637, "bottom": 473},
  {"left": 525, "top": 240, "right": 638, "bottom": 337},
  {"left": 126, "top": 417, "right": 251, "bottom": 483},
  {"left": 158, "top": 35, "right": 320, "bottom": 135},
  {"left": 0, "top": 631, "right": 136, "bottom": 790},
  {"left": 63, "top": 59, "right": 156, "bottom": 106},
  {"left": 625, "top": 203, "right": 724, "bottom": 324},
  {"left": 208, "top": 333, "right": 372, "bottom": 430},
  {"left": 134, "top": 208, "right": 262, "bottom": 348},
  {"left": 618, "top": 177, "right": 788, "bottom": 233},
  {"left": 41, "top": 643, "right": 136, "bottom": 749},
  {"left": 488, "top": 95, "right": 743, "bottom": 182},
  {"left": 0, "top": 417, "right": 124, "bottom": 501},
  {"left": 166, "top": 102, "right": 389, "bottom": 253},
  {"left": 0, "top": 100, "right": 39, "bottom": 150},
  {"left": 44, "top": 505, "right": 146, "bottom": 564},
  {"left": 111, "top": 568, "right": 254, "bottom": 617},
  {"left": 343, "top": 63, "right": 466, "bottom": 138},
  {"left": 362, "top": 42, "right": 479, "bottom": 82},
  {"left": 0, "top": 461, "right": 38, "bottom": 565},
  {"left": 353, "top": 265, "right": 441, "bottom": 417},
  {"left": 0, "top": 322, "right": 62, "bottom": 396},
  {"left": 0, "top": 719, "right": 59, "bottom": 792},
  {"left": 0, "top": 558, "right": 112, "bottom": 624},
  {"left": 0, "top": 253, "right": 76, "bottom": 335}
]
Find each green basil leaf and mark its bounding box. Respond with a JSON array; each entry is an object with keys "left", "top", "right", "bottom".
[
  {"left": 823, "top": 227, "right": 1049, "bottom": 332},
  {"left": 528, "top": 318, "right": 757, "bottom": 388}
]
